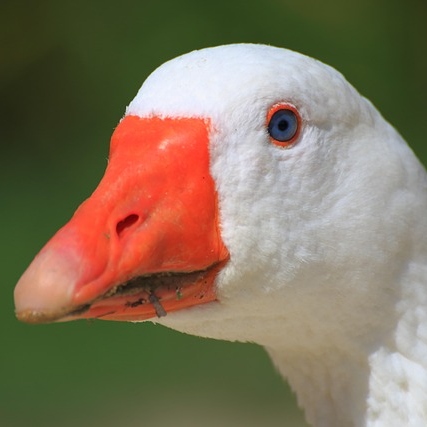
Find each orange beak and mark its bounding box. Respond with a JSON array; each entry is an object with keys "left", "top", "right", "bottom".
[{"left": 14, "top": 115, "right": 229, "bottom": 324}]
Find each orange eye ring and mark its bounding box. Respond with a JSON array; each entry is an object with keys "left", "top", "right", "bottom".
[{"left": 266, "top": 103, "right": 301, "bottom": 148}]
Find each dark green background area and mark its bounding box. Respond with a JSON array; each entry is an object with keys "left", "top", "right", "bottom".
[{"left": 1, "top": 1, "right": 426, "bottom": 426}]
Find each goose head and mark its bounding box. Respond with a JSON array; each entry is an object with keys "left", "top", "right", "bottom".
[{"left": 14, "top": 44, "right": 427, "bottom": 427}]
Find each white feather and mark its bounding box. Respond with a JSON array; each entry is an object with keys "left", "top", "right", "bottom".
[{"left": 128, "top": 44, "right": 427, "bottom": 427}]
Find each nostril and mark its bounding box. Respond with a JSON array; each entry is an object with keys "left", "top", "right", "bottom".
[{"left": 116, "top": 214, "right": 139, "bottom": 237}]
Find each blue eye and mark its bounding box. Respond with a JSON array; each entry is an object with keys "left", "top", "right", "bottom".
[{"left": 267, "top": 108, "right": 299, "bottom": 145}]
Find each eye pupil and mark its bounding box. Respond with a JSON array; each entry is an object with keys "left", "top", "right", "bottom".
[
  {"left": 278, "top": 120, "right": 289, "bottom": 131},
  {"left": 267, "top": 108, "right": 299, "bottom": 144}
]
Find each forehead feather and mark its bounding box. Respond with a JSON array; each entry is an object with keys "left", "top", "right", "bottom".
[{"left": 126, "top": 44, "right": 364, "bottom": 125}]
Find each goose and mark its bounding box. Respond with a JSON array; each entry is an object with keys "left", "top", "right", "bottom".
[{"left": 14, "top": 44, "right": 427, "bottom": 427}]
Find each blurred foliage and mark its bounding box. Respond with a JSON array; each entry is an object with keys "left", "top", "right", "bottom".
[{"left": 1, "top": 0, "right": 426, "bottom": 426}]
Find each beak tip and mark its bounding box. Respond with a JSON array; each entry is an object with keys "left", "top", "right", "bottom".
[{"left": 14, "top": 248, "right": 78, "bottom": 323}]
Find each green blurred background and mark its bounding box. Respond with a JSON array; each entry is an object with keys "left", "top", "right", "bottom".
[{"left": 1, "top": 1, "right": 426, "bottom": 426}]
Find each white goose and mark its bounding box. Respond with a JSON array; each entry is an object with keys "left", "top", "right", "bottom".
[{"left": 14, "top": 44, "right": 427, "bottom": 427}]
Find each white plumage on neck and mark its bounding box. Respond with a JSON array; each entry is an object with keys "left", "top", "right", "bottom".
[{"left": 127, "top": 44, "right": 427, "bottom": 426}]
